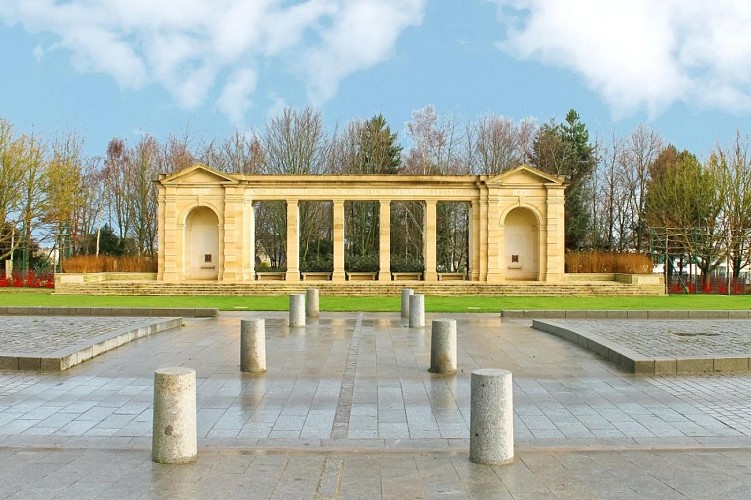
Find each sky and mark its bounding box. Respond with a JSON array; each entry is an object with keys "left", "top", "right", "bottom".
[{"left": 1, "top": 0, "right": 751, "bottom": 160}]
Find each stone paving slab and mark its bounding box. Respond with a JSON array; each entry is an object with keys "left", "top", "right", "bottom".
[
  {"left": 0, "top": 446, "right": 749, "bottom": 499},
  {"left": 0, "top": 316, "right": 183, "bottom": 371},
  {"left": 533, "top": 318, "right": 751, "bottom": 375}
]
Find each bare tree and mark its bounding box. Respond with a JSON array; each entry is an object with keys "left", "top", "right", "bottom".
[
  {"left": 199, "top": 129, "right": 264, "bottom": 174},
  {"left": 619, "top": 125, "right": 663, "bottom": 251},
  {"left": 715, "top": 132, "right": 751, "bottom": 277},
  {"left": 472, "top": 115, "right": 536, "bottom": 174},
  {"left": 104, "top": 139, "right": 130, "bottom": 242},
  {"left": 124, "top": 135, "right": 160, "bottom": 255},
  {"left": 261, "top": 107, "right": 330, "bottom": 174},
  {"left": 404, "top": 105, "right": 467, "bottom": 174}
]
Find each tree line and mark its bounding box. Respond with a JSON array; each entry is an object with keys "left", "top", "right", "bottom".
[{"left": 1, "top": 106, "right": 750, "bottom": 280}]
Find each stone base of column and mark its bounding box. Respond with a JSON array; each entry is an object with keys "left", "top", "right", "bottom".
[{"left": 285, "top": 271, "right": 300, "bottom": 282}]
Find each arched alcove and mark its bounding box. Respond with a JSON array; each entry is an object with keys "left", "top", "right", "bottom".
[
  {"left": 503, "top": 207, "right": 539, "bottom": 280},
  {"left": 185, "top": 206, "right": 220, "bottom": 280}
]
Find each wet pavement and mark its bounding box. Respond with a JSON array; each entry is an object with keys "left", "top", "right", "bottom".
[{"left": 0, "top": 311, "right": 750, "bottom": 498}]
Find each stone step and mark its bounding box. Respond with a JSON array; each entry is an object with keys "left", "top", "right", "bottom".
[{"left": 54, "top": 280, "right": 664, "bottom": 297}]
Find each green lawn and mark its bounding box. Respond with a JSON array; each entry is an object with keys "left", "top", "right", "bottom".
[{"left": 0, "top": 289, "right": 748, "bottom": 312}]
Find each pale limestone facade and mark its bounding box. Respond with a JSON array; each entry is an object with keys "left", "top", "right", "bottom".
[{"left": 156, "top": 164, "right": 565, "bottom": 283}]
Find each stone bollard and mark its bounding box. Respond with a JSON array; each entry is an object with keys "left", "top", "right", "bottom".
[
  {"left": 289, "top": 294, "right": 306, "bottom": 327},
  {"left": 240, "top": 319, "right": 266, "bottom": 373},
  {"left": 408, "top": 294, "right": 425, "bottom": 328},
  {"left": 306, "top": 288, "right": 320, "bottom": 318},
  {"left": 469, "top": 369, "right": 514, "bottom": 465},
  {"left": 429, "top": 319, "right": 457, "bottom": 374},
  {"left": 400, "top": 288, "right": 414, "bottom": 318},
  {"left": 152, "top": 367, "right": 197, "bottom": 464}
]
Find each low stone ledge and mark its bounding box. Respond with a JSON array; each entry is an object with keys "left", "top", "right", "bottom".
[
  {"left": 0, "top": 307, "right": 218, "bottom": 318},
  {"left": 0, "top": 317, "right": 183, "bottom": 372},
  {"left": 531, "top": 319, "right": 751, "bottom": 375},
  {"left": 502, "top": 309, "right": 751, "bottom": 319}
]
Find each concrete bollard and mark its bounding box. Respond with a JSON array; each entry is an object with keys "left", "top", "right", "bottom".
[
  {"left": 306, "top": 288, "right": 320, "bottom": 318},
  {"left": 429, "top": 319, "right": 457, "bottom": 374},
  {"left": 152, "top": 367, "right": 197, "bottom": 464},
  {"left": 289, "top": 294, "right": 306, "bottom": 327},
  {"left": 401, "top": 288, "right": 414, "bottom": 318},
  {"left": 469, "top": 369, "right": 514, "bottom": 465},
  {"left": 240, "top": 319, "right": 266, "bottom": 373},
  {"left": 408, "top": 294, "right": 425, "bottom": 328}
]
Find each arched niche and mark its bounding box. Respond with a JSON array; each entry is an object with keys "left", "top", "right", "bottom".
[
  {"left": 503, "top": 207, "right": 539, "bottom": 280},
  {"left": 185, "top": 206, "right": 220, "bottom": 280}
]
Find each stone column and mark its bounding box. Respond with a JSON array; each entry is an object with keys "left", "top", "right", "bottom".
[
  {"left": 246, "top": 199, "right": 256, "bottom": 280},
  {"left": 424, "top": 200, "right": 438, "bottom": 282},
  {"left": 240, "top": 319, "right": 266, "bottom": 373},
  {"left": 285, "top": 199, "right": 300, "bottom": 282},
  {"left": 469, "top": 369, "right": 514, "bottom": 465},
  {"left": 408, "top": 294, "right": 425, "bottom": 328},
  {"left": 379, "top": 200, "right": 391, "bottom": 281},
  {"left": 478, "top": 185, "right": 489, "bottom": 282},
  {"left": 470, "top": 199, "right": 481, "bottom": 281},
  {"left": 152, "top": 367, "right": 197, "bottom": 464},
  {"left": 306, "top": 288, "right": 319, "bottom": 318},
  {"left": 429, "top": 319, "right": 457, "bottom": 374},
  {"left": 332, "top": 200, "right": 345, "bottom": 282},
  {"left": 400, "top": 288, "right": 414, "bottom": 318},
  {"left": 289, "top": 293, "right": 305, "bottom": 327}
]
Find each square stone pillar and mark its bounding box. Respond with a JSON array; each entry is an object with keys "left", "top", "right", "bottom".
[
  {"left": 424, "top": 200, "right": 438, "bottom": 282},
  {"left": 485, "top": 194, "right": 503, "bottom": 282},
  {"left": 332, "top": 200, "right": 345, "bottom": 281},
  {"left": 285, "top": 199, "right": 300, "bottom": 282},
  {"left": 379, "top": 200, "right": 391, "bottom": 281},
  {"left": 545, "top": 185, "right": 565, "bottom": 282},
  {"left": 161, "top": 188, "right": 180, "bottom": 281},
  {"left": 222, "top": 188, "right": 243, "bottom": 282},
  {"left": 157, "top": 188, "right": 166, "bottom": 280}
]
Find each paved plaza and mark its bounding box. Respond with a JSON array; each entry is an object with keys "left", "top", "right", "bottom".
[{"left": 0, "top": 311, "right": 750, "bottom": 498}]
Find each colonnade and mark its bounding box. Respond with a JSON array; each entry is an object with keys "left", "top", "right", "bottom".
[
  {"left": 156, "top": 164, "right": 566, "bottom": 283},
  {"left": 279, "top": 198, "right": 444, "bottom": 282}
]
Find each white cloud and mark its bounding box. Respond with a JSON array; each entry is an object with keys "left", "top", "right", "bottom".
[
  {"left": 304, "top": 0, "right": 427, "bottom": 103},
  {"left": 490, "top": 0, "right": 751, "bottom": 117},
  {"left": 218, "top": 69, "right": 258, "bottom": 126},
  {"left": 0, "top": 0, "right": 424, "bottom": 122}
]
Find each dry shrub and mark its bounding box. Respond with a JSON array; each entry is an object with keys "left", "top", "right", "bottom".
[
  {"left": 566, "top": 252, "right": 652, "bottom": 274},
  {"left": 62, "top": 255, "right": 157, "bottom": 273}
]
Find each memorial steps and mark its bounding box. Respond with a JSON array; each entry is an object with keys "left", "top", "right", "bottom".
[{"left": 53, "top": 280, "right": 664, "bottom": 296}]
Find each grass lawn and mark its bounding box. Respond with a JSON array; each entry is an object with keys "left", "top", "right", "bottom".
[{"left": 0, "top": 289, "right": 748, "bottom": 312}]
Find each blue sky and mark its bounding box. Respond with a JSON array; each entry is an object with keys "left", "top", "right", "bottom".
[{"left": 1, "top": 0, "right": 750, "bottom": 159}]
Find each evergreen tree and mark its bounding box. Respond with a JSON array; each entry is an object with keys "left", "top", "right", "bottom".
[
  {"left": 530, "top": 109, "right": 596, "bottom": 250},
  {"left": 356, "top": 114, "right": 402, "bottom": 174}
]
